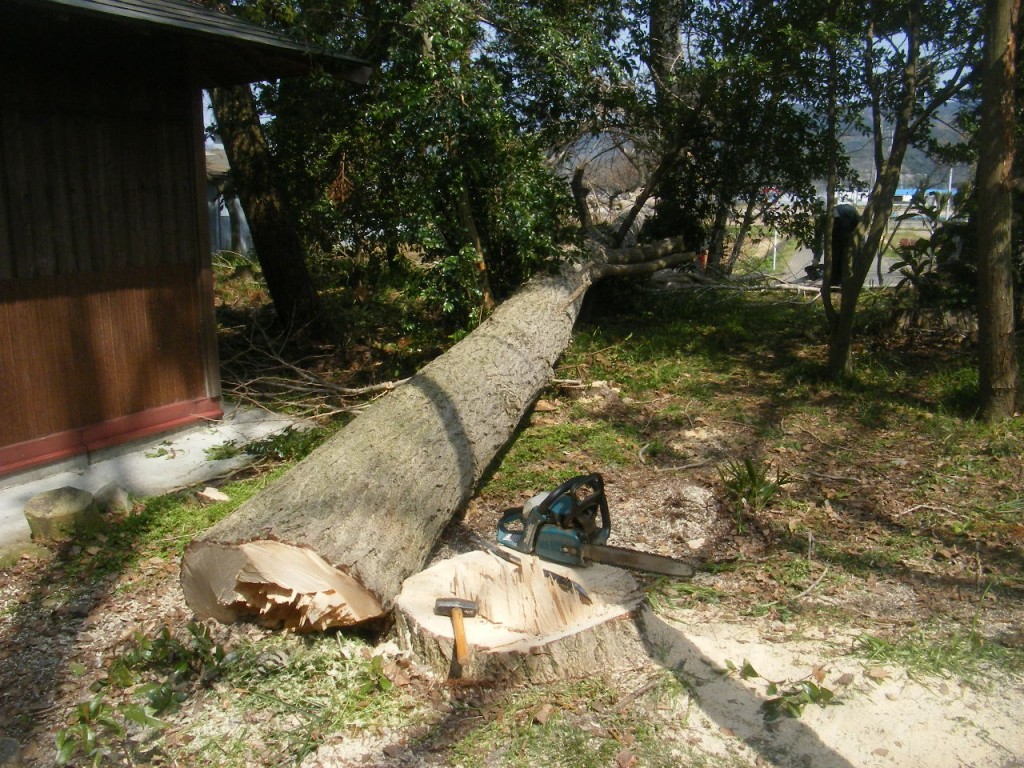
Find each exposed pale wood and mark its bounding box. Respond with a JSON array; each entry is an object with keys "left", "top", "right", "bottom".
[
  {"left": 593, "top": 251, "right": 692, "bottom": 279},
  {"left": 393, "top": 551, "right": 646, "bottom": 682},
  {"left": 180, "top": 540, "right": 383, "bottom": 632}
]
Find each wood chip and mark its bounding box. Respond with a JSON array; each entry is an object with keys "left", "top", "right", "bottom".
[
  {"left": 198, "top": 487, "right": 230, "bottom": 503},
  {"left": 533, "top": 703, "right": 554, "bottom": 724}
]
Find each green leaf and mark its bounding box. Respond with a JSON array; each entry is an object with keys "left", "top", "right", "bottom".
[
  {"left": 55, "top": 730, "right": 76, "bottom": 764},
  {"left": 121, "top": 703, "right": 165, "bottom": 730},
  {"left": 740, "top": 660, "right": 760, "bottom": 679}
]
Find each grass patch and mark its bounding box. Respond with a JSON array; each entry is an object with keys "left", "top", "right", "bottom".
[
  {"left": 57, "top": 624, "right": 414, "bottom": 767},
  {"left": 485, "top": 420, "right": 641, "bottom": 496},
  {"left": 59, "top": 471, "right": 280, "bottom": 587},
  {"left": 57, "top": 427, "right": 338, "bottom": 586},
  {"left": 855, "top": 624, "right": 1024, "bottom": 683},
  {"left": 447, "top": 675, "right": 703, "bottom": 768},
  {"left": 647, "top": 578, "right": 724, "bottom": 610}
]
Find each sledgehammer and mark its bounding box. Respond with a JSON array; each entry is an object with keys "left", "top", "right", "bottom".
[{"left": 434, "top": 597, "right": 478, "bottom": 669}]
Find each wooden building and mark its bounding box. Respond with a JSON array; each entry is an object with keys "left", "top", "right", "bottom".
[{"left": 0, "top": 0, "right": 368, "bottom": 476}]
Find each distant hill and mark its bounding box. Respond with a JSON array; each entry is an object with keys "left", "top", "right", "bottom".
[{"left": 839, "top": 102, "right": 974, "bottom": 191}]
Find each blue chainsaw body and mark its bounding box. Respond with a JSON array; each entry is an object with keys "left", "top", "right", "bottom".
[{"left": 496, "top": 473, "right": 610, "bottom": 567}]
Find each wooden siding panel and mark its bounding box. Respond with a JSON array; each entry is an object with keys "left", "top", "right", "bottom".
[
  {"left": 1, "top": 111, "right": 38, "bottom": 279},
  {"left": 0, "top": 72, "right": 220, "bottom": 464},
  {"left": 0, "top": 282, "right": 82, "bottom": 442},
  {"left": 0, "top": 75, "right": 197, "bottom": 281},
  {"left": 0, "top": 266, "right": 208, "bottom": 448},
  {"left": 63, "top": 115, "right": 98, "bottom": 273},
  {"left": 0, "top": 111, "right": 11, "bottom": 282},
  {"left": 43, "top": 114, "right": 75, "bottom": 275},
  {"left": 155, "top": 115, "right": 198, "bottom": 266}
]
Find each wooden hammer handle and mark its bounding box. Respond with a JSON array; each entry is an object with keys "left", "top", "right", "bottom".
[{"left": 449, "top": 607, "right": 470, "bottom": 667}]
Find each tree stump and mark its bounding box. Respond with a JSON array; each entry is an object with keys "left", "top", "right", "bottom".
[
  {"left": 392, "top": 550, "right": 648, "bottom": 683},
  {"left": 23, "top": 486, "right": 101, "bottom": 542}
]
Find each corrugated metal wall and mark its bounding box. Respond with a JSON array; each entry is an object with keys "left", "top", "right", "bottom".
[{"left": 0, "top": 67, "right": 220, "bottom": 467}]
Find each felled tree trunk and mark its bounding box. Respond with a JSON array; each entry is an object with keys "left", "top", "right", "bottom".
[
  {"left": 181, "top": 240, "right": 692, "bottom": 632},
  {"left": 393, "top": 550, "right": 646, "bottom": 682}
]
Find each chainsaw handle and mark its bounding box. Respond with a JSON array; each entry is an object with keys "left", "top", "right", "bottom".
[
  {"left": 536, "top": 473, "right": 610, "bottom": 538},
  {"left": 496, "top": 507, "right": 531, "bottom": 552}
]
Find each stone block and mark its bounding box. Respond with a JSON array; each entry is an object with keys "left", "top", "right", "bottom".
[
  {"left": 23, "top": 487, "right": 102, "bottom": 542},
  {"left": 94, "top": 482, "right": 132, "bottom": 513}
]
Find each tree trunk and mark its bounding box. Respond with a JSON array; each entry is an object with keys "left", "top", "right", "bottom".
[
  {"left": 724, "top": 197, "right": 757, "bottom": 273},
  {"left": 976, "top": 0, "right": 1020, "bottom": 420},
  {"left": 827, "top": 19, "right": 917, "bottom": 380},
  {"left": 210, "top": 85, "right": 323, "bottom": 333},
  {"left": 457, "top": 185, "right": 497, "bottom": 315},
  {"left": 181, "top": 241, "right": 694, "bottom": 631},
  {"left": 826, "top": 161, "right": 901, "bottom": 379},
  {"left": 705, "top": 198, "right": 730, "bottom": 271},
  {"left": 611, "top": 146, "right": 682, "bottom": 247},
  {"left": 228, "top": 196, "right": 243, "bottom": 255},
  {"left": 571, "top": 166, "right": 594, "bottom": 231},
  {"left": 649, "top": 0, "right": 683, "bottom": 118}
]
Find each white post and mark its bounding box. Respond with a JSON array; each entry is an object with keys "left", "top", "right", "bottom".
[{"left": 944, "top": 167, "right": 953, "bottom": 220}]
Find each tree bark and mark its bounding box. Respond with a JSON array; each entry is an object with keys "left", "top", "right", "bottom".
[
  {"left": 210, "top": 85, "right": 323, "bottom": 334},
  {"left": 706, "top": 198, "right": 730, "bottom": 271},
  {"left": 976, "top": 0, "right": 1020, "bottom": 420},
  {"left": 724, "top": 196, "right": 757, "bottom": 273},
  {"left": 611, "top": 145, "right": 682, "bottom": 247},
  {"left": 649, "top": 0, "right": 683, "bottom": 118},
  {"left": 181, "top": 240, "right": 693, "bottom": 631},
  {"left": 571, "top": 166, "right": 594, "bottom": 230},
  {"left": 457, "top": 185, "right": 497, "bottom": 315}
]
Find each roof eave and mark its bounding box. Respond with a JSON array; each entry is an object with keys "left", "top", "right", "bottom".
[{"left": 6, "top": 0, "right": 372, "bottom": 86}]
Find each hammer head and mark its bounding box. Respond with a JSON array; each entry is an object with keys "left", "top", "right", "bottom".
[{"left": 434, "top": 597, "right": 478, "bottom": 618}]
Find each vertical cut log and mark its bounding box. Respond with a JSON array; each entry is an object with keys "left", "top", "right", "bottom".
[{"left": 393, "top": 550, "right": 646, "bottom": 682}]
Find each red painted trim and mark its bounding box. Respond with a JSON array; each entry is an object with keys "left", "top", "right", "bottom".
[{"left": 0, "top": 398, "right": 223, "bottom": 477}]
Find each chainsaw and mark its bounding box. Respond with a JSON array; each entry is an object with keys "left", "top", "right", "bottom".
[{"left": 496, "top": 473, "right": 695, "bottom": 578}]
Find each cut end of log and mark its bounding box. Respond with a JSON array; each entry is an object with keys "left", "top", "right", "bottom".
[
  {"left": 181, "top": 540, "right": 384, "bottom": 632},
  {"left": 394, "top": 550, "right": 646, "bottom": 682}
]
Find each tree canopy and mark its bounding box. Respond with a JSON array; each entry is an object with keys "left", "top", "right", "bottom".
[{"left": 210, "top": 0, "right": 1015, "bottom": 408}]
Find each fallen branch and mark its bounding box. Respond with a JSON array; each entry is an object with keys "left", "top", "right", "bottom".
[
  {"left": 794, "top": 566, "right": 830, "bottom": 601},
  {"left": 219, "top": 318, "right": 409, "bottom": 419},
  {"left": 894, "top": 503, "right": 956, "bottom": 518},
  {"left": 808, "top": 471, "right": 863, "bottom": 484},
  {"left": 654, "top": 458, "right": 715, "bottom": 473},
  {"left": 593, "top": 251, "right": 693, "bottom": 279}
]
